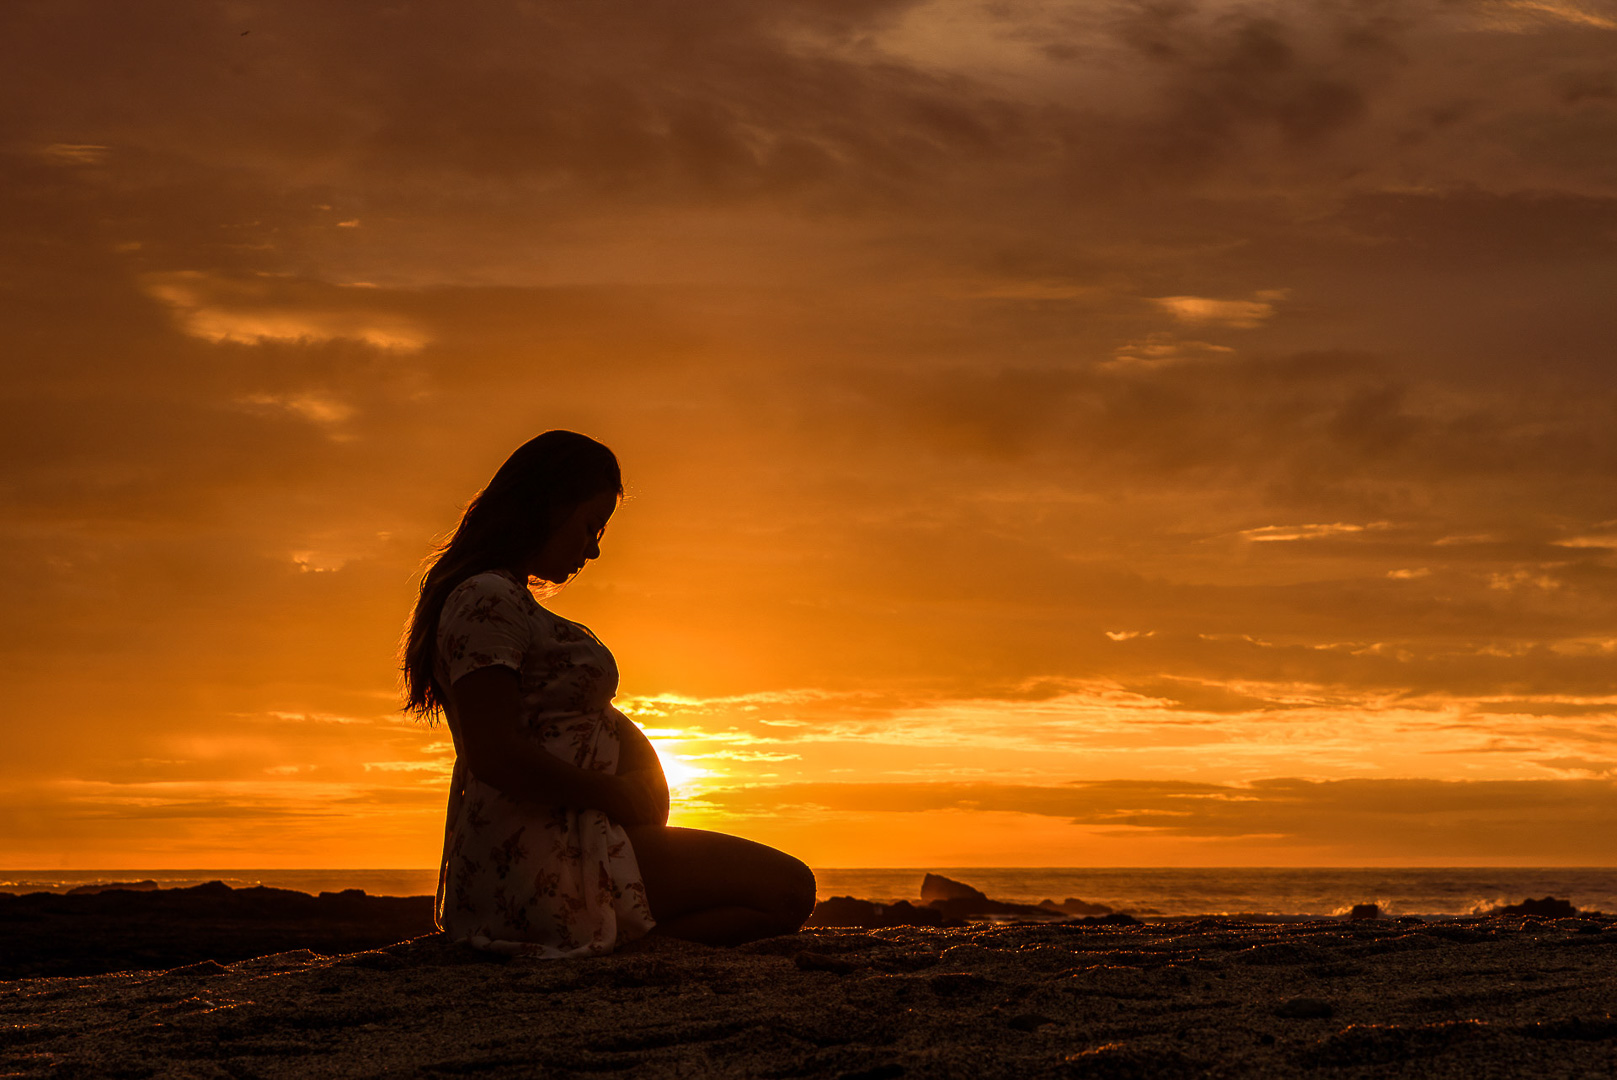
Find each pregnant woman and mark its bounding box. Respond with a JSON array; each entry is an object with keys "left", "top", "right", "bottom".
[{"left": 403, "top": 431, "right": 815, "bottom": 957}]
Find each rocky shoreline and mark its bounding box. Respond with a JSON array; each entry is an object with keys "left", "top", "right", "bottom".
[
  {"left": 4, "top": 879, "right": 1615, "bottom": 1078},
  {"left": 0, "top": 873, "right": 1146, "bottom": 980},
  {"left": 6, "top": 914, "right": 1617, "bottom": 1078},
  {"left": 0, "top": 882, "right": 435, "bottom": 979},
  {"left": 803, "top": 872, "right": 1128, "bottom": 931}
]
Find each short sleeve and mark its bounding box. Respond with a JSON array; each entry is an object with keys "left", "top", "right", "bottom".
[{"left": 437, "top": 573, "right": 532, "bottom": 686}]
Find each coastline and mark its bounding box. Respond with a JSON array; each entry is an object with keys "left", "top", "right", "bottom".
[
  {"left": 11, "top": 865, "right": 1617, "bottom": 916},
  {"left": 6, "top": 914, "right": 1616, "bottom": 1078},
  {"left": 0, "top": 874, "right": 1598, "bottom": 980}
]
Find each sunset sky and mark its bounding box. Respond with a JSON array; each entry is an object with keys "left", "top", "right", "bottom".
[{"left": 4, "top": 0, "right": 1617, "bottom": 870}]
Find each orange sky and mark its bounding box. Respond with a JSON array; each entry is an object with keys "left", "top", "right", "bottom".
[{"left": 4, "top": 0, "right": 1617, "bottom": 869}]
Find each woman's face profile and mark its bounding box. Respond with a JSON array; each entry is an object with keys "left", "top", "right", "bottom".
[{"left": 525, "top": 490, "right": 619, "bottom": 584}]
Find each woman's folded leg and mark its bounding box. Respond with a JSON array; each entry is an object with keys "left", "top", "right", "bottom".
[{"left": 624, "top": 825, "right": 816, "bottom": 946}]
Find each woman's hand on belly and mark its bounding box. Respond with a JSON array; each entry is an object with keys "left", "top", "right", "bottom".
[{"left": 451, "top": 665, "right": 621, "bottom": 812}]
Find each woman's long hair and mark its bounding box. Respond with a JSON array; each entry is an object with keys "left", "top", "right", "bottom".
[{"left": 403, "top": 431, "right": 622, "bottom": 719}]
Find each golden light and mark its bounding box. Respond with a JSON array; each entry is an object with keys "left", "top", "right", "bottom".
[{"left": 648, "top": 737, "right": 711, "bottom": 792}]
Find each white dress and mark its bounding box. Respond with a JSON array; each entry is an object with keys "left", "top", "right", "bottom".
[{"left": 433, "top": 570, "right": 655, "bottom": 958}]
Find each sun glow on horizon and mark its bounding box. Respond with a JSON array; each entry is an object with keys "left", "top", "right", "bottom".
[{"left": 647, "top": 737, "right": 712, "bottom": 794}]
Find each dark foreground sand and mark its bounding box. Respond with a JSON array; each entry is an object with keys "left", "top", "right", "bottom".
[{"left": 5, "top": 916, "right": 1617, "bottom": 1079}]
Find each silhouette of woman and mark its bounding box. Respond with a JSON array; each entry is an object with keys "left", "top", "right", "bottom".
[{"left": 404, "top": 431, "right": 815, "bottom": 957}]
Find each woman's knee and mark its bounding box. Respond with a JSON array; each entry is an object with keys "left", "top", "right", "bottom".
[{"left": 771, "top": 855, "right": 817, "bottom": 927}]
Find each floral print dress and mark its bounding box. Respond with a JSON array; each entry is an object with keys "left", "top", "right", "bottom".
[{"left": 433, "top": 570, "right": 655, "bottom": 958}]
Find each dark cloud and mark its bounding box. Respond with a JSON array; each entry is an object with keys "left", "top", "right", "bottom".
[
  {"left": 1341, "top": 189, "right": 1617, "bottom": 266},
  {"left": 1120, "top": 7, "right": 1376, "bottom": 168},
  {"left": 0, "top": 0, "right": 1025, "bottom": 221}
]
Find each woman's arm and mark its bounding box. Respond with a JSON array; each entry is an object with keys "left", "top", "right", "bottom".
[
  {"left": 451, "top": 666, "right": 661, "bottom": 823},
  {"left": 613, "top": 708, "right": 670, "bottom": 827}
]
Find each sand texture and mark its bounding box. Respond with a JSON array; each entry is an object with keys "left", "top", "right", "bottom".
[{"left": 4, "top": 916, "right": 1616, "bottom": 1078}]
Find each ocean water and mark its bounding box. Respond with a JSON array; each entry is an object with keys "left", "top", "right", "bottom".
[
  {"left": 6, "top": 867, "right": 1616, "bottom": 918},
  {"left": 813, "top": 867, "right": 1617, "bottom": 918}
]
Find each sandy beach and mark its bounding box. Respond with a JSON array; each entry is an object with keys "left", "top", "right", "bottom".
[{"left": 5, "top": 912, "right": 1616, "bottom": 1078}]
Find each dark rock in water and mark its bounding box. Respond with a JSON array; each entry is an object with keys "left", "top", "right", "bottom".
[
  {"left": 917, "top": 875, "right": 1058, "bottom": 920},
  {"left": 317, "top": 888, "right": 381, "bottom": 914},
  {"left": 1047, "top": 898, "right": 1112, "bottom": 918},
  {"left": 927, "top": 894, "right": 1055, "bottom": 920},
  {"left": 804, "top": 897, "right": 944, "bottom": 930},
  {"left": 920, "top": 874, "right": 988, "bottom": 904},
  {"left": 805, "top": 896, "right": 881, "bottom": 928},
  {"left": 1348, "top": 903, "right": 1381, "bottom": 921},
  {"left": 1275, "top": 997, "right": 1335, "bottom": 1019},
  {"left": 0, "top": 881, "right": 436, "bottom": 978},
  {"left": 813, "top": 877, "right": 1103, "bottom": 927},
  {"left": 1065, "top": 912, "right": 1141, "bottom": 927},
  {"left": 66, "top": 880, "right": 160, "bottom": 895},
  {"left": 1497, "top": 897, "right": 1579, "bottom": 918}
]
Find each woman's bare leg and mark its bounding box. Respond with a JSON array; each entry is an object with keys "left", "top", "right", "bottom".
[{"left": 625, "top": 826, "right": 816, "bottom": 946}]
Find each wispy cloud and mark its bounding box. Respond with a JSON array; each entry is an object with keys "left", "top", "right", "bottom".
[
  {"left": 37, "top": 143, "right": 109, "bottom": 165},
  {"left": 1241, "top": 522, "right": 1391, "bottom": 542},
  {"left": 1493, "top": 1, "right": 1617, "bottom": 31},
  {"left": 143, "top": 272, "right": 427, "bottom": 350},
  {"left": 1153, "top": 292, "right": 1285, "bottom": 329}
]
